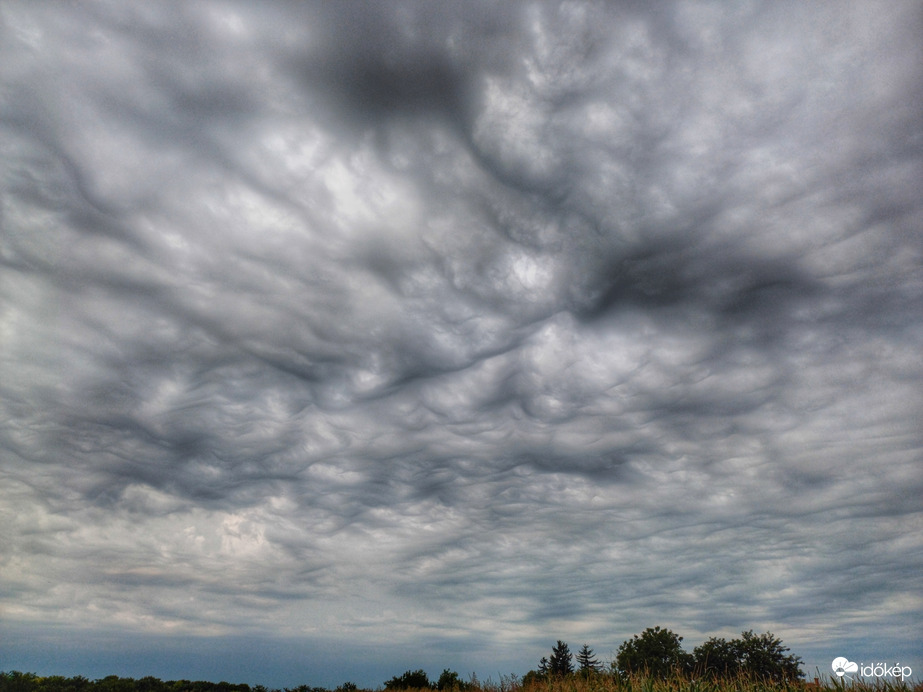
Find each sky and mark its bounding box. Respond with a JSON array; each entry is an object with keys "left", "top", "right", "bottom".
[{"left": 1, "top": 0, "right": 922, "bottom": 688}]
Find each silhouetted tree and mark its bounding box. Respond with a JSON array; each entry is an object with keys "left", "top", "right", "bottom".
[
  {"left": 95, "top": 677, "right": 137, "bottom": 692},
  {"left": 0, "top": 673, "right": 260, "bottom": 692},
  {"left": 0, "top": 671, "right": 41, "bottom": 692},
  {"left": 548, "top": 641, "right": 574, "bottom": 676},
  {"left": 615, "top": 627, "right": 693, "bottom": 678},
  {"left": 692, "top": 630, "right": 803, "bottom": 681},
  {"left": 575, "top": 644, "right": 600, "bottom": 675},
  {"left": 34, "top": 676, "right": 82, "bottom": 692},
  {"left": 733, "top": 631, "right": 803, "bottom": 681},
  {"left": 692, "top": 637, "right": 740, "bottom": 678},
  {"left": 435, "top": 671, "right": 468, "bottom": 691},
  {"left": 383, "top": 671, "right": 431, "bottom": 690}
]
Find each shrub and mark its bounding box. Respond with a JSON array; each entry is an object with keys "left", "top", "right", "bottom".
[{"left": 384, "top": 671, "right": 431, "bottom": 690}]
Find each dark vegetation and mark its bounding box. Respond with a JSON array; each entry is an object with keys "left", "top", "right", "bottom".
[
  {"left": 3, "top": 627, "right": 918, "bottom": 692},
  {"left": 522, "top": 629, "right": 803, "bottom": 684}
]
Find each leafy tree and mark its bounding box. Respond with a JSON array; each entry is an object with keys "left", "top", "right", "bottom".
[
  {"left": 435, "top": 671, "right": 467, "bottom": 691},
  {"left": 575, "top": 644, "right": 600, "bottom": 675},
  {"left": 94, "top": 677, "right": 137, "bottom": 692},
  {"left": 733, "top": 631, "right": 803, "bottom": 682},
  {"left": 615, "top": 627, "right": 693, "bottom": 678},
  {"left": 1, "top": 672, "right": 41, "bottom": 692},
  {"left": 548, "top": 641, "right": 574, "bottom": 676},
  {"left": 135, "top": 679, "right": 165, "bottom": 692},
  {"left": 691, "top": 631, "right": 803, "bottom": 681},
  {"left": 37, "top": 676, "right": 85, "bottom": 692},
  {"left": 383, "top": 671, "right": 431, "bottom": 690},
  {"left": 692, "top": 637, "right": 740, "bottom": 678}
]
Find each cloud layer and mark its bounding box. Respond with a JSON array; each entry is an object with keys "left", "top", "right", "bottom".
[{"left": 1, "top": 0, "right": 922, "bottom": 685}]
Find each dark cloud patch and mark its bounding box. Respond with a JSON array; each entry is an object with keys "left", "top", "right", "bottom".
[
  {"left": 576, "top": 236, "right": 824, "bottom": 326},
  {"left": 285, "top": 2, "right": 519, "bottom": 127}
]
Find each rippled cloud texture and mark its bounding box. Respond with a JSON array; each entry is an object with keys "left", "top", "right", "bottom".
[{"left": 1, "top": 1, "right": 922, "bottom": 686}]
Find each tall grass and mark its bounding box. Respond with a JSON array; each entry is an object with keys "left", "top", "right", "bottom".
[{"left": 424, "top": 673, "right": 923, "bottom": 692}]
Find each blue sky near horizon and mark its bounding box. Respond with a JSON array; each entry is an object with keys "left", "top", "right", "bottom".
[{"left": 1, "top": 1, "right": 921, "bottom": 688}]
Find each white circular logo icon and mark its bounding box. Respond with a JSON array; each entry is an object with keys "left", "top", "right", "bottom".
[{"left": 832, "top": 658, "right": 859, "bottom": 677}]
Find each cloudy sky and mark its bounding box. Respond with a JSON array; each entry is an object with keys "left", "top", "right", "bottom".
[{"left": 1, "top": 0, "right": 922, "bottom": 687}]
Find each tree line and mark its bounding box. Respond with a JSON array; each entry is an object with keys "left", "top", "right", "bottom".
[
  {"left": 0, "top": 627, "right": 805, "bottom": 692},
  {"left": 0, "top": 673, "right": 259, "bottom": 692},
  {"left": 0, "top": 673, "right": 371, "bottom": 692},
  {"left": 524, "top": 628, "right": 804, "bottom": 683}
]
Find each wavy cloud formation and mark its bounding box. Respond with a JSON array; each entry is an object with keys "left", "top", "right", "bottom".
[{"left": 1, "top": 1, "right": 921, "bottom": 686}]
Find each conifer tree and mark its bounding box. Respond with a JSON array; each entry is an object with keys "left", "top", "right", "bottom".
[
  {"left": 549, "top": 640, "right": 574, "bottom": 676},
  {"left": 576, "top": 644, "right": 600, "bottom": 674}
]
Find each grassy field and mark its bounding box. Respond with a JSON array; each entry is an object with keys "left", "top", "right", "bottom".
[
  {"left": 430, "top": 674, "right": 923, "bottom": 692},
  {"left": 3, "top": 671, "right": 920, "bottom": 692}
]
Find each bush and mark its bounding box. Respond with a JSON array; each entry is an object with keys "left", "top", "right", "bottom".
[
  {"left": 435, "top": 671, "right": 470, "bottom": 692},
  {"left": 383, "top": 671, "right": 431, "bottom": 690}
]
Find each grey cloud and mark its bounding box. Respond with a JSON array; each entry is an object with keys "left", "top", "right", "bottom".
[{"left": 2, "top": 0, "right": 922, "bottom": 685}]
